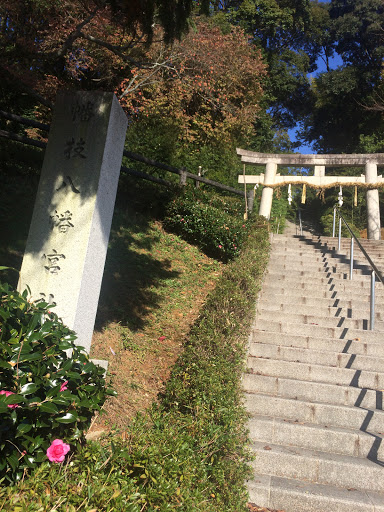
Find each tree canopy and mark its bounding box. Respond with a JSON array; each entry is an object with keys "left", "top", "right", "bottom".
[{"left": 1, "top": 0, "right": 384, "bottom": 166}]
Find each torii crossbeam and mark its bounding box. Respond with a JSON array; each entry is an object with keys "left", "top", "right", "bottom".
[{"left": 237, "top": 149, "right": 384, "bottom": 240}]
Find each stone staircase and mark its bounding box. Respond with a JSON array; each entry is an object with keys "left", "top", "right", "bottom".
[{"left": 244, "top": 222, "right": 384, "bottom": 511}]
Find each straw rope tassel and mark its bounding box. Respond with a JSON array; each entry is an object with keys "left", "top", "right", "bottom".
[
  {"left": 301, "top": 184, "right": 306, "bottom": 204},
  {"left": 354, "top": 186, "right": 358, "bottom": 207}
]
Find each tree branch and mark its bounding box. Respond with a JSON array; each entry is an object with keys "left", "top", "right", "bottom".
[
  {"left": 56, "top": 5, "right": 104, "bottom": 58},
  {"left": 119, "top": 60, "right": 176, "bottom": 99}
]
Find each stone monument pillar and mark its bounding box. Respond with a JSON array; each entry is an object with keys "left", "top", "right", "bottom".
[
  {"left": 259, "top": 162, "right": 277, "bottom": 219},
  {"left": 18, "top": 91, "right": 128, "bottom": 354},
  {"left": 365, "top": 161, "right": 381, "bottom": 240}
]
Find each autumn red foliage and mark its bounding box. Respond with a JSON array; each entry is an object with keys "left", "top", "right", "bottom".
[
  {"left": 118, "top": 21, "right": 266, "bottom": 148},
  {"left": 1, "top": 2, "right": 265, "bottom": 159}
]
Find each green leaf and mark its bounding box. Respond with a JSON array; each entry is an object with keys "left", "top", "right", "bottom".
[
  {"left": 58, "top": 340, "right": 73, "bottom": 350},
  {"left": 65, "top": 372, "right": 81, "bottom": 380},
  {"left": 39, "top": 321, "right": 54, "bottom": 337},
  {"left": 0, "top": 266, "right": 18, "bottom": 273},
  {"left": 19, "top": 383, "right": 39, "bottom": 395},
  {"left": 17, "top": 352, "right": 43, "bottom": 363},
  {"left": 2, "top": 393, "right": 24, "bottom": 406},
  {"left": 0, "top": 402, "right": 9, "bottom": 413},
  {"left": 15, "top": 423, "right": 33, "bottom": 437},
  {"left": 39, "top": 402, "right": 59, "bottom": 414},
  {"left": 7, "top": 451, "right": 19, "bottom": 471},
  {"left": 61, "top": 360, "right": 73, "bottom": 371},
  {"left": 51, "top": 396, "right": 71, "bottom": 405},
  {"left": 56, "top": 412, "right": 78, "bottom": 423}
]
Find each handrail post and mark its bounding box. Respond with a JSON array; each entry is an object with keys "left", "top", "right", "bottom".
[
  {"left": 298, "top": 209, "right": 303, "bottom": 236},
  {"left": 349, "top": 237, "right": 354, "bottom": 280},
  {"left": 333, "top": 208, "right": 336, "bottom": 237},
  {"left": 338, "top": 216, "right": 342, "bottom": 251},
  {"left": 370, "top": 270, "right": 376, "bottom": 330}
]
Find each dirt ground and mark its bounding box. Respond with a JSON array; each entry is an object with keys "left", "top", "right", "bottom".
[{"left": 88, "top": 283, "right": 214, "bottom": 436}]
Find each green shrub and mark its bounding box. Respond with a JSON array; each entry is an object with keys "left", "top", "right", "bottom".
[
  {"left": 163, "top": 188, "right": 250, "bottom": 262},
  {"left": 0, "top": 277, "right": 115, "bottom": 483}
]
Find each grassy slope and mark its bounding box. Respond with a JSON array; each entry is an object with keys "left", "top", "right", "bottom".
[{"left": 0, "top": 174, "right": 270, "bottom": 511}]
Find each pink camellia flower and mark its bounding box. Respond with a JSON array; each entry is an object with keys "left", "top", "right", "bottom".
[
  {"left": 46, "top": 439, "right": 70, "bottom": 463},
  {"left": 0, "top": 390, "right": 19, "bottom": 409},
  {"left": 59, "top": 381, "right": 68, "bottom": 392}
]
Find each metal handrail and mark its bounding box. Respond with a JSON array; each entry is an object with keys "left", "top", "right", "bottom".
[
  {"left": 334, "top": 208, "right": 384, "bottom": 285},
  {"left": 297, "top": 209, "right": 303, "bottom": 236},
  {"left": 333, "top": 207, "right": 384, "bottom": 330}
]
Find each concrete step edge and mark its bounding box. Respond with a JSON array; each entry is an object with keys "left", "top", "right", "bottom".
[
  {"left": 247, "top": 474, "right": 384, "bottom": 512},
  {"left": 257, "top": 303, "right": 383, "bottom": 319},
  {"left": 242, "top": 373, "right": 384, "bottom": 411},
  {"left": 254, "top": 320, "right": 384, "bottom": 339},
  {"left": 250, "top": 440, "right": 384, "bottom": 492},
  {"left": 255, "top": 312, "right": 383, "bottom": 331},
  {"left": 249, "top": 330, "right": 384, "bottom": 356},
  {"left": 245, "top": 391, "right": 384, "bottom": 432},
  {"left": 248, "top": 414, "right": 384, "bottom": 459},
  {"left": 246, "top": 356, "right": 384, "bottom": 390},
  {"left": 248, "top": 341, "right": 384, "bottom": 372}
]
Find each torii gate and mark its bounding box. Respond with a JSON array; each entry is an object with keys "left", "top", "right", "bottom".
[{"left": 237, "top": 149, "right": 384, "bottom": 240}]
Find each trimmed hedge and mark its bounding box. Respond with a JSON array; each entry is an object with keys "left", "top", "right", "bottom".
[{"left": 163, "top": 188, "right": 250, "bottom": 262}]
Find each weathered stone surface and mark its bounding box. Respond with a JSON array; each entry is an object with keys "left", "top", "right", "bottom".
[
  {"left": 236, "top": 148, "right": 384, "bottom": 166},
  {"left": 18, "top": 91, "right": 128, "bottom": 353}
]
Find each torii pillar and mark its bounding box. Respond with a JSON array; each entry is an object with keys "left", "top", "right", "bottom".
[
  {"left": 366, "top": 162, "right": 381, "bottom": 240},
  {"left": 259, "top": 162, "right": 277, "bottom": 219}
]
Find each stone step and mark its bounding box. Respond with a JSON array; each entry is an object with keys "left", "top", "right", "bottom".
[
  {"left": 248, "top": 342, "right": 384, "bottom": 372},
  {"left": 255, "top": 318, "right": 384, "bottom": 339},
  {"left": 275, "top": 235, "right": 384, "bottom": 248},
  {"left": 246, "top": 356, "right": 384, "bottom": 390},
  {"left": 245, "top": 392, "right": 384, "bottom": 433},
  {"left": 257, "top": 310, "right": 383, "bottom": 331},
  {"left": 249, "top": 330, "right": 384, "bottom": 358},
  {"left": 321, "top": 238, "right": 384, "bottom": 248},
  {"left": 267, "top": 262, "right": 375, "bottom": 278},
  {"left": 246, "top": 230, "right": 384, "bottom": 511},
  {"left": 260, "top": 284, "right": 384, "bottom": 302},
  {"left": 267, "top": 259, "right": 373, "bottom": 273},
  {"left": 250, "top": 440, "right": 384, "bottom": 493},
  {"left": 259, "top": 289, "right": 378, "bottom": 311},
  {"left": 269, "top": 253, "right": 384, "bottom": 272},
  {"left": 248, "top": 475, "right": 384, "bottom": 512},
  {"left": 272, "top": 241, "right": 384, "bottom": 254},
  {"left": 242, "top": 373, "right": 384, "bottom": 411},
  {"left": 258, "top": 300, "right": 383, "bottom": 320},
  {"left": 273, "top": 236, "right": 384, "bottom": 245},
  {"left": 263, "top": 272, "right": 381, "bottom": 288},
  {"left": 270, "top": 246, "right": 384, "bottom": 264},
  {"left": 264, "top": 275, "right": 384, "bottom": 291},
  {"left": 248, "top": 415, "right": 384, "bottom": 459}
]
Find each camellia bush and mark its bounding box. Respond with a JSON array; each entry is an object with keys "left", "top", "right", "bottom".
[
  {"left": 0, "top": 274, "right": 115, "bottom": 483},
  {"left": 163, "top": 188, "right": 251, "bottom": 262}
]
